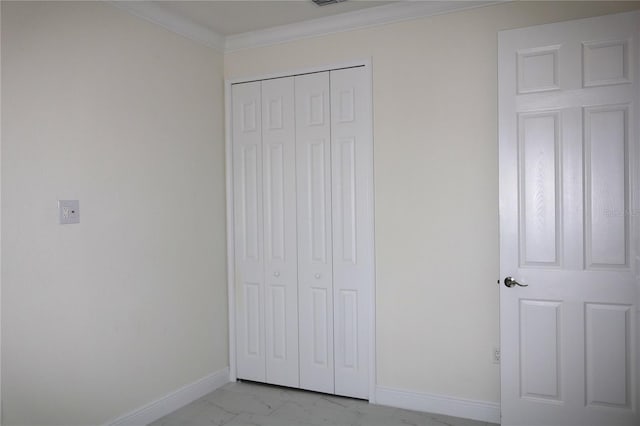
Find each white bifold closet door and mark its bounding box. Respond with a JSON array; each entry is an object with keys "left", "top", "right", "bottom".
[
  {"left": 233, "top": 77, "right": 299, "bottom": 388},
  {"left": 233, "top": 66, "right": 372, "bottom": 400},
  {"left": 330, "top": 68, "right": 372, "bottom": 399},
  {"left": 262, "top": 77, "right": 299, "bottom": 388},
  {"left": 295, "top": 72, "right": 334, "bottom": 394},
  {"left": 233, "top": 81, "right": 265, "bottom": 383}
]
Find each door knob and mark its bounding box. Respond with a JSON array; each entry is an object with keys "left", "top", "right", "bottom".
[
  {"left": 504, "top": 276, "right": 528, "bottom": 288},
  {"left": 273, "top": 271, "right": 280, "bottom": 277},
  {"left": 314, "top": 273, "right": 321, "bottom": 279}
]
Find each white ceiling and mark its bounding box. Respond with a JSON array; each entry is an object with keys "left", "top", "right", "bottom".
[
  {"left": 158, "top": 0, "right": 394, "bottom": 36},
  {"left": 112, "top": 1, "right": 501, "bottom": 51}
]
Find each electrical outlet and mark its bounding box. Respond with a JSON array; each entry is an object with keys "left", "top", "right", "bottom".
[
  {"left": 59, "top": 200, "right": 80, "bottom": 224},
  {"left": 493, "top": 346, "right": 501, "bottom": 364}
]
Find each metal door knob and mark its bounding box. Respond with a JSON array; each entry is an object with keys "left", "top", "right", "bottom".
[
  {"left": 273, "top": 272, "right": 280, "bottom": 277},
  {"left": 504, "top": 276, "right": 528, "bottom": 288},
  {"left": 314, "top": 273, "right": 321, "bottom": 279}
]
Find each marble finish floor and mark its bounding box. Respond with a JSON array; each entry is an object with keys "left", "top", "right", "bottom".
[{"left": 150, "top": 381, "right": 499, "bottom": 426}]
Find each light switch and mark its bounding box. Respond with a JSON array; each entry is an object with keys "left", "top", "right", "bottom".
[{"left": 59, "top": 200, "right": 80, "bottom": 224}]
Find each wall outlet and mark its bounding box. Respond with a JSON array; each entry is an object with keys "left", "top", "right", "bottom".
[
  {"left": 493, "top": 346, "right": 501, "bottom": 364},
  {"left": 59, "top": 200, "right": 80, "bottom": 224}
]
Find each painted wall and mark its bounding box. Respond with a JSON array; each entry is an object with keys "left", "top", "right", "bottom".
[
  {"left": 225, "top": 0, "right": 640, "bottom": 405},
  {"left": 1, "top": 2, "right": 226, "bottom": 425}
]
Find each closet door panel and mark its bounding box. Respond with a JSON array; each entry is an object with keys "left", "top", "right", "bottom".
[
  {"left": 331, "top": 67, "right": 373, "bottom": 399},
  {"left": 296, "top": 72, "right": 335, "bottom": 394},
  {"left": 262, "top": 77, "right": 299, "bottom": 387},
  {"left": 232, "top": 82, "right": 266, "bottom": 382}
]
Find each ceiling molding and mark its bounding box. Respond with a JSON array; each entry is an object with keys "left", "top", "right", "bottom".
[
  {"left": 224, "top": 1, "right": 505, "bottom": 52},
  {"left": 110, "top": 1, "right": 505, "bottom": 54},
  {"left": 109, "top": 1, "right": 225, "bottom": 52}
]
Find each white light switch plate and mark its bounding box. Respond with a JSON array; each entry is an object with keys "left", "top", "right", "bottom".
[{"left": 59, "top": 200, "right": 80, "bottom": 224}]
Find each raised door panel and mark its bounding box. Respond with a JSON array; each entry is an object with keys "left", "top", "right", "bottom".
[
  {"left": 518, "top": 111, "right": 561, "bottom": 267},
  {"left": 330, "top": 67, "right": 372, "bottom": 399},
  {"left": 584, "top": 105, "right": 629, "bottom": 269},
  {"left": 295, "top": 72, "right": 334, "bottom": 394},
  {"left": 517, "top": 45, "right": 560, "bottom": 94},
  {"left": 232, "top": 82, "right": 265, "bottom": 382},
  {"left": 261, "top": 77, "right": 299, "bottom": 387},
  {"left": 583, "top": 40, "right": 630, "bottom": 87},
  {"left": 519, "top": 300, "right": 563, "bottom": 402},
  {"left": 585, "top": 303, "right": 632, "bottom": 408}
]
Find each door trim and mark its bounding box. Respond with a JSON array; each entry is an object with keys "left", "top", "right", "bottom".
[{"left": 224, "top": 58, "right": 377, "bottom": 402}]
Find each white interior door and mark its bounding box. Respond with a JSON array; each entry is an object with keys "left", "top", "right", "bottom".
[
  {"left": 233, "top": 81, "right": 265, "bottom": 382},
  {"left": 499, "top": 11, "right": 639, "bottom": 426},
  {"left": 262, "top": 77, "right": 299, "bottom": 388},
  {"left": 296, "top": 71, "right": 335, "bottom": 394},
  {"left": 330, "top": 67, "right": 373, "bottom": 399}
]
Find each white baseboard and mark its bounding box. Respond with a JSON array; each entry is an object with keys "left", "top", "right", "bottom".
[
  {"left": 375, "top": 385, "right": 501, "bottom": 424},
  {"left": 106, "top": 367, "right": 230, "bottom": 426}
]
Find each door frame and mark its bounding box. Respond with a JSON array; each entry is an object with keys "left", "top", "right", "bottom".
[{"left": 224, "top": 58, "right": 377, "bottom": 402}]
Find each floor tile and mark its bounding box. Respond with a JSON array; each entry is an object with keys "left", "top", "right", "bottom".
[
  {"left": 150, "top": 381, "right": 499, "bottom": 426},
  {"left": 223, "top": 412, "right": 318, "bottom": 426},
  {"left": 267, "top": 399, "right": 360, "bottom": 426},
  {"left": 394, "top": 408, "right": 490, "bottom": 426},
  {"left": 201, "top": 387, "right": 284, "bottom": 416},
  {"left": 149, "top": 397, "right": 236, "bottom": 426}
]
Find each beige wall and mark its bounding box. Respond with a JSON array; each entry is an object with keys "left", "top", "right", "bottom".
[
  {"left": 1, "top": 2, "right": 226, "bottom": 425},
  {"left": 225, "top": 1, "right": 640, "bottom": 404}
]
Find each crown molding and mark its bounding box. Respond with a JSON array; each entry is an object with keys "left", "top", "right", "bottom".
[
  {"left": 110, "top": 1, "right": 505, "bottom": 54},
  {"left": 109, "top": 1, "right": 225, "bottom": 52},
  {"left": 224, "top": 1, "right": 505, "bottom": 52}
]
